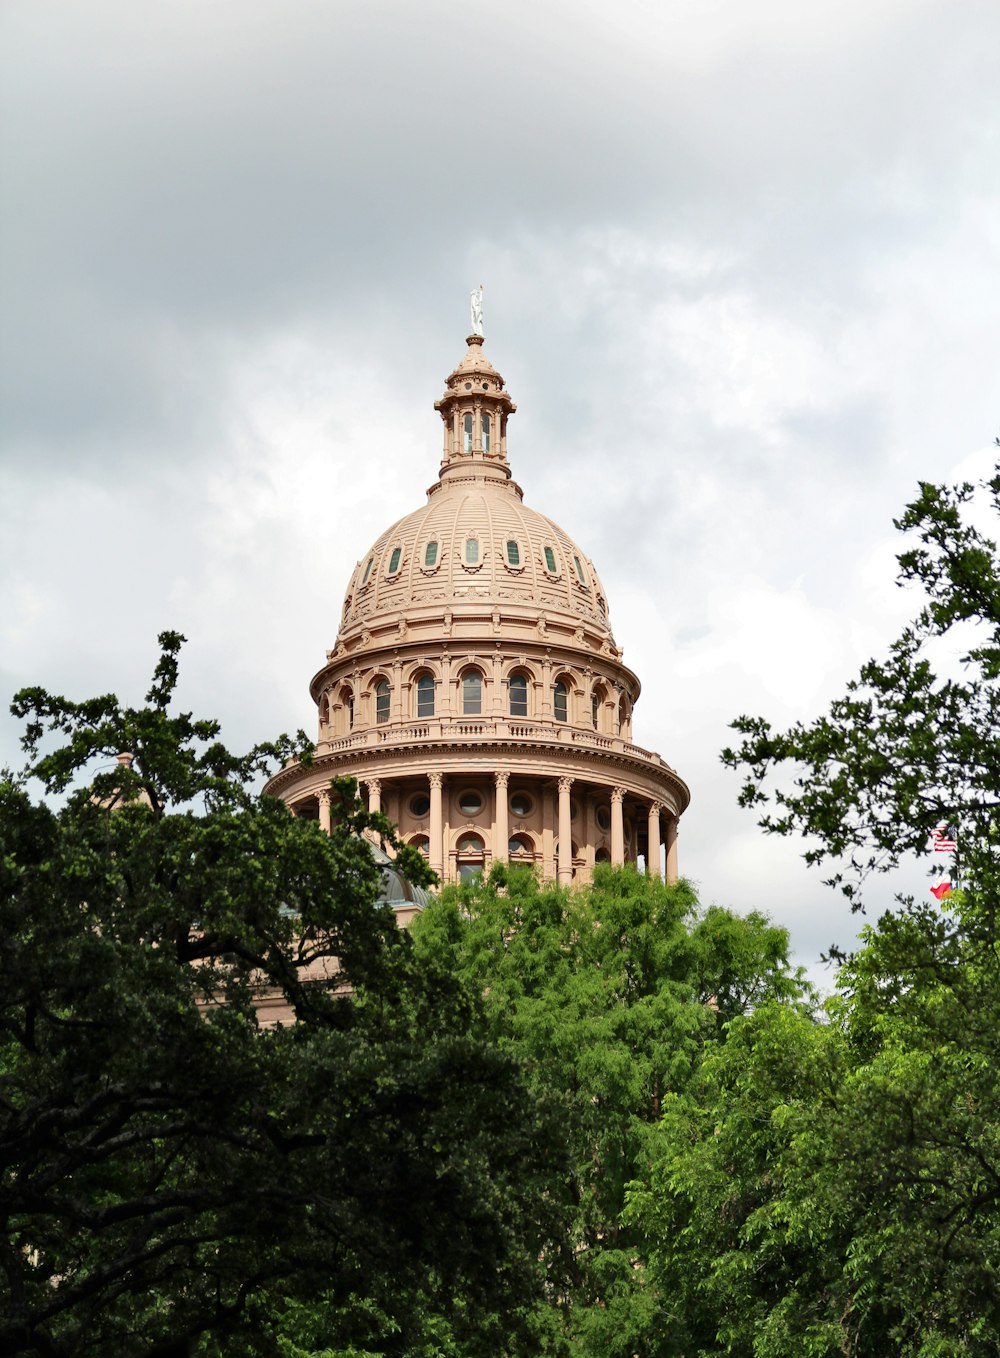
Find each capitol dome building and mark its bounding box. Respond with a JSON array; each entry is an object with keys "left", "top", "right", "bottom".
[{"left": 266, "top": 320, "right": 689, "bottom": 897}]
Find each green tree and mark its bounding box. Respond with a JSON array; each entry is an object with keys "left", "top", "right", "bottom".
[
  {"left": 0, "top": 634, "right": 568, "bottom": 1358},
  {"left": 629, "top": 464, "right": 1000, "bottom": 1355},
  {"left": 410, "top": 862, "right": 806, "bottom": 1356}
]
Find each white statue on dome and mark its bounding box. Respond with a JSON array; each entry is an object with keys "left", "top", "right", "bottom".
[{"left": 470, "top": 285, "right": 484, "bottom": 337}]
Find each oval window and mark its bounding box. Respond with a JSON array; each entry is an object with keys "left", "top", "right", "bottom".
[
  {"left": 458, "top": 789, "right": 483, "bottom": 816},
  {"left": 595, "top": 805, "right": 611, "bottom": 833}
]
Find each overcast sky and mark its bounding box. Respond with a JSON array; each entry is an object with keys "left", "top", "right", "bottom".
[{"left": 3, "top": 0, "right": 999, "bottom": 988}]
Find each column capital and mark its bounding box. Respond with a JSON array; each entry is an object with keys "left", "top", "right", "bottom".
[
  {"left": 367, "top": 777, "right": 382, "bottom": 796},
  {"left": 429, "top": 771, "right": 444, "bottom": 790},
  {"left": 494, "top": 770, "right": 510, "bottom": 789},
  {"left": 611, "top": 785, "right": 625, "bottom": 805},
  {"left": 317, "top": 787, "right": 331, "bottom": 806},
  {"left": 649, "top": 800, "right": 663, "bottom": 817},
  {"left": 558, "top": 776, "right": 574, "bottom": 794}
]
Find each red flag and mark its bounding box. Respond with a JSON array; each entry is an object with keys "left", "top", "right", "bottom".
[{"left": 930, "top": 882, "right": 953, "bottom": 900}]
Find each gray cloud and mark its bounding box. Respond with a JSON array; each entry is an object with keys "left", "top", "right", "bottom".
[{"left": 2, "top": 0, "right": 999, "bottom": 986}]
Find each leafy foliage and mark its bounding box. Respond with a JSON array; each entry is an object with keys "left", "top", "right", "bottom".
[
  {"left": 723, "top": 466, "right": 1000, "bottom": 911},
  {"left": 0, "top": 634, "right": 567, "bottom": 1357},
  {"left": 410, "top": 862, "right": 806, "bottom": 1356},
  {"left": 629, "top": 464, "right": 1000, "bottom": 1355}
]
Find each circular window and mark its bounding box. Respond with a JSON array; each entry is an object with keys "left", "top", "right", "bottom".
[
  {"left": 409, "top": 793, "right": 430, "bottom": 818},
  {"left": 509, "top": 791, "right": 533, "bottom": 818},
  {"left": 465, "top": 382, "right": 472, "bottom": 390},
  {"left": 458, "top": 789, "right": 484, "bottom": 816},
  {"left": 595, "top": 805, "right": 611, "bottom": 833}
]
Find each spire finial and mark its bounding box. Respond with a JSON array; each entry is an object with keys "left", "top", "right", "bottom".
[{"left": 470, "top": 284, "right": 484, "bottom": 338}]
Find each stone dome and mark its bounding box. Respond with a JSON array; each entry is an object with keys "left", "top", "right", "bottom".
[
  {"left": 267, "top": 322, "right": 688, "bottom": 893},
  {"left": 336, "top": 333, "right": 616, "bottom": 655},
  {"left": 339, "top": 484, "right": 615, "bottom": 647}
]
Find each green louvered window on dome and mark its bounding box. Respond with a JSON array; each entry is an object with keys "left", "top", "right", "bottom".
[
  {"left": 465, "top": 538, "right": 479, "bottom": 565},
  {"left": 573, "top": 555, "right": 587, "bottom": 585},
  {"left": 506, "top": 540, "right": 520, "bottom": 566},
  {"left": 388, "top": 547, "right": 402, "bottom": 574},
  {"left": 544, "top": 546, "right": 557, "bottom": 574},
  {"left": 362, "top": 557, "right": 374, "bottom": 585},
  {"left": 424, "top": 541, "right": 438, "bottom": 567}
]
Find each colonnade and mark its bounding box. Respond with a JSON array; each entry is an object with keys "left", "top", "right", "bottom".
[{"left": 316, "top": 770, "right": 679, "bottom": 886}]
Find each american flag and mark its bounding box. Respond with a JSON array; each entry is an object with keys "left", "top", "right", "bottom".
[{"left": 931, "top": 825, "right": 957, "bottom": 853}]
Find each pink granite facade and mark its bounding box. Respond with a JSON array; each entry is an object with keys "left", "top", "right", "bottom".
[{"left": 265, "top": 332, "right": 689, "bottom": 886}]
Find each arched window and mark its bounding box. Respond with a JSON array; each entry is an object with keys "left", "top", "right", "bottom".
[
  {"left": 375, "top": 681, "right": 390, "bottom": 724},
  {"left": 462, "top": 671, "right": 482, "bottom": 716},
  {"left": 508, "top": 834, "right": 534, "bottom": 857},
  {"left": 592, "top": 693, "right": 600, "bottom": 729},
  {"left": 410, "top": 834, "right": 430, "bottom": 857},
  {"left": 619, "top": 695, "right": 631, "bottom": 737},
  {"left": 553, "top": 679, "right": 569, "bottom": 723},
  {"left": 463, "top": 413, "right": 473, "bottom": 453},
  {"left": 481, "top": 412, "right": 491, "bottom": 452},
  {"left": 457, "top": 831, "right": 485, "bottom": 881},
  {"left": 509, "top": 673, "right": 528, "bottom": 718},
  {"left": 416, "top": 674, "right": 435, "bottom": 718},
  {"left": 338, "top": 686, "right": 355, "bottom": 734}
]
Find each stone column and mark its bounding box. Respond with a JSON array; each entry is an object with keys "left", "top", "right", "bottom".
[
  {"left": 558, "top": 777, "right": 574, "bottom": 885},
  {"left": 429, "top": 773, "right": 444, "bottom": 881},
  {"left": 366, "top": 778, "right": 382, "bottom": 846},
  {"left": 494, "top": 771, "right": 509, "bottom": 865},
  {"left": 647, "top": 801, "right": 662, "bottom": 879},
  {"left": 665, "top": 814, "right": 679, "bottom": 885},
  {"left": 318, "top": 787, "right": 331, "bottom": 835},
  {"left": 611, "top": 786, "right": 625, "bottom": 866}
]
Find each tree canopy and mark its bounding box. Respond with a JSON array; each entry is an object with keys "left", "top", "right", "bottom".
[
  {"left": 0, "top": 633, "right": 568, "bottom": 1358},
  {"left": 410, "top": 862, "right": 807, "bottom": 1356},
  {"left": 626, "top": 463, "right": 1000, "bottom": 1355}
]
